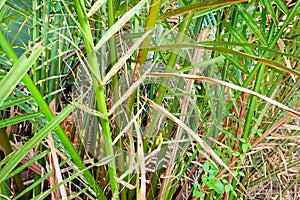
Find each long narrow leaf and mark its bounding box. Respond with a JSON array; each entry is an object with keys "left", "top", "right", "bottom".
[
  {"left": 94, "top": 0, "right": 147, "bottom": 51},
  {"left": 0, "top": 112, "right": 42, "bottom": 128},
  {"left": 159, "top": 0, "right": 247, "bottom": 20},
  {"left": 148, "top": 73, "right": 300, "bottom": 118},
  {"left": 0, "top": 44, "right": 43, "bottom": 106},
  {"left": 0, "top": 96, "right": 31, "bottom": 110},
  {"left": 102, "top": 30, "right": 152, "bottom": 84},
  {"left": 146, "top": 44, "right": 300, "bottom": 77},
  {"left": 0, "top": 105, "right": 74, "bottom": 184},
  {"left": 0, "top": 0, "right": 6, "bottom": 10},
  {"left": 142, "top": 96, "right": 247, "bottom": 193},
  {"left": 235, "top": 4, "right": 268, "bottom": 46}
]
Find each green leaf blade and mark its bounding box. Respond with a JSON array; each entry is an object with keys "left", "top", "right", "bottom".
[{"left": 0, "top": 45, "right": 43, "bottom": 106}]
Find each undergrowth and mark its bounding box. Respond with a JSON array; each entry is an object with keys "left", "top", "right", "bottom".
[{"left": 0, "top": 0, "right": 299, "bottom": 199}]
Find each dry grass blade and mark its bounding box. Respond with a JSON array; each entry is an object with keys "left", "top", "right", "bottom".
[
  {"left": 148, "top": 73, "right": 300, "bottom": 118},
  {"left": 102, "top": 30, "right": 152, "bottom": 85},
  {"left": 279, "top": 124, "right": 300, "bottom": 131},
  {"left": 1, "top": 0, "right": 298, "bottom": 198},
  {"left": 142, "top": 96, "right": 247, "bottom": 195},
  {"left": 252, "top": 104, "right": 300, "bottom": 147},
  {"left": 87, "top": 0, "right": 108, "bottom": 17},
  {"left": 47, "top": 134, "right": 68, "bottom": 200},
  {"left": 134, "top": 118, "right": 146, "bottom": 200},
  {"left": 71, "top": 101, "right": 108, "bottom": 120},
  {"left": 148, "top": 44, "right": 300, "bottom": 78},
  {"left": 216, "top": 104, "right": 300, "bottom": 181},
  {"left": 112, "top": 108, "right": 144, "bottom": 145},
  {"left": 108, "top": 66, "right": 153, "bottom": 116},
  {"left": 277, "top": 38, "right": 295, "bottom": 81},
  {"left": 160, "top": 28, "right": 210, "bottom": 198},
  {"left": 94, "top": 0, "right": 148, "bottom": 51},
  {"left": 115, "top": 177, "right": 137, "bottom": 190}
]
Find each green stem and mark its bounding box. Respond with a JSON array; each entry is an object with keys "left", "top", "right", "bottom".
[
  {"left": 40, "top": 0, "right": 51, "bottom": 97},
  {"left": 0, "top": 30, "right": 106, "bottom": 199},
  {"left": 226, "top": 0, "right": 300, "bottom": 113},
  {"left": 0, "top": 151, "right": 10, "bottom": 197},
  {"left": 74, "top": 0, "right": 119, "bottom": 198},
  {"left": 154, "top": 7, "right": 196, "bottom": 200},
  {"left": 127, "top": 0, "right": 162, "bottom": 109},
  {"left": 228, "top": 2, "right": 300, "bottom": 199},
  {"left": 48, "top": 1, "right": 62, "bottom": 103},
  {"left": 32, "top": 0, "right": 41, "bottom": 86},
  {"left": 106, "top": 0, "right": 126, "bottom": 199}
]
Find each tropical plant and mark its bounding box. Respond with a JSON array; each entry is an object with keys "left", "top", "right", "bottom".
[{"left": 0, "top": 0, "right": 299, "bottom": 199}]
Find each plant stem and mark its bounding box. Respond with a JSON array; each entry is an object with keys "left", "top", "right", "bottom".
[
  {"left": 73, "top": 0, "right": 119, "bottom": 198},
  {"left": 0, "top": 30, "right": 106, "bottom": 199},
  {"left": 40, "top": 0, "right": 51, "bottom": 97},
  {"left": 229, "top": 2, "right": 300, "bottom": 199},
  {"left": 48, "top": 1, "right": 62, "bottom": 104},
  {"left": 106, "top": 0, "right": 126, "bottom": 198},
  {"left": 127, "top": 0, "right": 162, "bottom": 109},
  {"left": 154, "top": 7, "right": 196, "bottom": 199}
]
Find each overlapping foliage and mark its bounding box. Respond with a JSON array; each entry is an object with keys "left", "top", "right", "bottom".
[{"left": 0, "top": 0, "right": 299, "bottom": 199}]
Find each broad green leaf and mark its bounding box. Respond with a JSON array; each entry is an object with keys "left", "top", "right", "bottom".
[
  {"left": 0, "top": 112, "right": 42, "bottom": 129},
  {"left": 239, "top": 171, "right": 245, "bottom": 177},
  {"left": 202, "top": 174, "right": 210, "bottom": 186},
  {"left": 225, "top": 184, "right": 233, "bottom": 193},
  {"left": 240, "top": 154, "right": 245, "bottom": 161},
  {"left": 0, "top": 104, "right": 74, "bottom": 184},
  {"left": 0, "top": 45, "right": 43, "bottom": 106},
  {"left": 193, "top": 189, "right": 205, "bottom": 197},
  {"left": 242, "top": 143, "right": 249, "bottom": 152},
  {"left": 209, "top": 169, "right": 219, "bottom": 177},
  {"left": 193, "top": 182, "right": 200, "bottom": 187},
  {"left": 214, "top": 181, "right": 225, "bottom": 194},
  {"left": 203, "top": 162, "right": 210, "bottom": 172}
]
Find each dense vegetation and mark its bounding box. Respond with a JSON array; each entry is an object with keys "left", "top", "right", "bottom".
[{"left": 0, "top": 0, "right": 299, "bottom": 199}]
